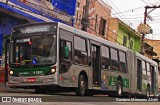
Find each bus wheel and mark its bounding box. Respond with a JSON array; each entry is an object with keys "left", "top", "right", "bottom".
[
  {"left": 116, "top": 80, "right": 123, "bottom": 97},
  {"left": 146, "top": 86, "right": 150, "bottom": 98},
  {"left": 76, "top": 75, "right": 86, "bottom": 96}
]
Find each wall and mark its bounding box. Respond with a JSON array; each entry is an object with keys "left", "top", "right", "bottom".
[
  {"left": 89, "top": 0, "right": 111, "bottom": 37},
  {"left": 75, "top": 0, "right": 111, "bottom": 39},
  {"left": 52, "top": 0, "right": 77, "bottom": 15},
  {"left": 107, "top": 18, "right": 141, "bottom": 52},
  {"left": 0, "top": 13, "right": 27, "bottom": 56},
  {"left": 145, "top": 39, "right": 160, "bottom": 57},
  {"left": 107, "top": 18, "right": 119, "bottom": 42},
  {"left": 117, "top": 26, "right": 140, "bottom": 52}
]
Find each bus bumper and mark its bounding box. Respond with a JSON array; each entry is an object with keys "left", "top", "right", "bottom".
[{"left": 8, "top": 75, "right": 58, "bottom": 87}]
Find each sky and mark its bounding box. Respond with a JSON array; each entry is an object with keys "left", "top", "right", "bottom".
[{"left": 102, "top": 0, "right": 160, "bottom": 40}]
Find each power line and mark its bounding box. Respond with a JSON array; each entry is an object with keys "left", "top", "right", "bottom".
[
  {"left": 147, "top": 0, "right": 154, "bottom": 5},
  {"left": 153, "top": 0, "right": 158, "bottom": 4},
  {"left": 113, "top": 7, "right": 144, "bottom": 15},
  {"left": 104, "top": 0, "right": 133, "bottom": 26},
  {"left": 140, "top": 0, "right": 150, "bottom": 4}
]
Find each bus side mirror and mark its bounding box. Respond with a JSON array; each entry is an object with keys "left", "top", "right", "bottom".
[{"left": 64, "top": 46, "right": 69, "bottom": 59}]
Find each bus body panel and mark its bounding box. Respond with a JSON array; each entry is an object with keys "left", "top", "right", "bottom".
[{"left": 8, "top": 74, "right": 58, "bottom": 87}]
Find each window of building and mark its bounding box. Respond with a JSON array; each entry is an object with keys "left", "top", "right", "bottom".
[
  {"left": 76, "top": 12, "right": 79, "bottom": 22},
  {"left": 77, "top": 2, "right": 80, "bottom": 8},
  {"left": 111, "top": 48, "right": 119, "bottom": 71},
  {"left": 123, "top": 36, "right": 127, "bottom": 47},
  {"left": 82, "top": 6, "right": 86, "bottom": 18},
  {"left": 76, "top": 2, "right": 80, "bottom": 23},
  {"left": 99, "top": 18, "right": 106, "bottom": 36},
  {"left": 101, "top": 45, "right": 111, "bottom": 69},
  {"left": 130, "top": 40, "right": 133, "bottom": 50},
  {"left": 119, "top": 51, "right": 127, "bottom": 73},
  {"left": 74, "top": 36, "right": 87, "bottom": 65}
]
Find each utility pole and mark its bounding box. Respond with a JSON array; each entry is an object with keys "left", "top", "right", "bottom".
[
  {"left": 139, "top": 5, "right": 160, "bottom": 54},
  {"left": 141, "top": 6, "right": 147, "bottom": 54},
  {"left": 82, "top": 0, "right": 89, "bottom": 32}
]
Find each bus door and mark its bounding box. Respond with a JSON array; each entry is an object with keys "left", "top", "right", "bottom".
[
  {"left": 137, "top": 59, "right": 142, "bottom": 92},
  {"left": 91, "top": 44, "right": 101, "bottom": 87},
  {"left": 59, "top": 29, "right": 73, "bottom": 74},
  {"left": 150, "top": 65, "right": 156, "bottom": 94}
]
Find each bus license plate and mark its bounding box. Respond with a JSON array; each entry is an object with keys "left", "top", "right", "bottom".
[{"left": 27, "top": 78, "right": 36, "bottom": 82}]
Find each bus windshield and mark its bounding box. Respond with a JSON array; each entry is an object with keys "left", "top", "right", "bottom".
[{"left": 10, "top": 34, "right": 57, "bottom": 66}]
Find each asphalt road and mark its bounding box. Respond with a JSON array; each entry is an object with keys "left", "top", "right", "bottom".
[{"left": 0, "top": 85, "right": 159, "bottom": 105}]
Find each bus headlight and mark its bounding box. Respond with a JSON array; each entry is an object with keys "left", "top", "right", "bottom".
[
  {"left": 50, "top": 68, "right": 56, "bottom": 74},
  {"left": 9, "top": 70, "right": 14, "bottom": 75}
]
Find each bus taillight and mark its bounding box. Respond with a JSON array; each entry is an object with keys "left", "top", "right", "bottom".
[{"left": 28, "top": 41, "right": 32, "bottom": 45}]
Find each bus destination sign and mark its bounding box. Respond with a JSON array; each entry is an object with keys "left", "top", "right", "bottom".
[{"left": 20, "top": 25, "right": 52, "bottom": 34}]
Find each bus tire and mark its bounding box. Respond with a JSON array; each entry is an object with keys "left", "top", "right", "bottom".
[
  {"left": 76, "top": 74, "right": 86, "bottom": 96},
  {"left": 116, "top": 80, "right": 123, "bottom": 97},
  {"left": 146, "top": 86, "right": 150, "bottom": 98}
]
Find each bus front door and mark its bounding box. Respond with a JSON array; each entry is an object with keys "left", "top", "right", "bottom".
[{"left": 91, "top": 44, "right": 101, "bottom": 87}]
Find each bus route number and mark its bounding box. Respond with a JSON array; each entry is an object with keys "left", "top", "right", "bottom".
[{"left": 33, "top": 71, "right": 43, "bottom": 75}]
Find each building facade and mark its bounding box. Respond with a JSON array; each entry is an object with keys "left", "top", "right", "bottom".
[
  {"left": 75, "top": 0, "right": 111, "bottom": 39},
  {"left": 107, "top": 18, "right": 141, "bottom": 52}
]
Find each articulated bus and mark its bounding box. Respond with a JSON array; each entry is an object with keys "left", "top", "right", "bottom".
[{"left": 5, "top": 22, "right": 159, "bottom": 96}]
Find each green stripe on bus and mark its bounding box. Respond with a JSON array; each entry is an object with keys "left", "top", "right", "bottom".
[
  {"left": 12, "top": 66, "right": 51, "bottom": 76},
  {"left": 108, "top": 76, "right": 129, "bottom": 87}
]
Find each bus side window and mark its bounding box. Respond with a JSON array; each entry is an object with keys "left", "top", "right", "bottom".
[
  {"left": 119, "top": 51, "right": 127, "bottom": 73},
  {"left": 146, "top": 62, "right": 150, "bottom": 76},
  {"left": 101, "top": 45, "right": 111, "bottom": 70},
  {"left": 142, "top": 60, "right": 146, "bottom": 75},
  {"left": 60, "top": 39, "right": 72, "bottom": 60},
  {"left": 87, "top": 40, "right": 91, "bottom": 66},
  {"left": 74, "top": 36, "right": 87, "bottom": 65},
  {"left": 110, "top": 48, "right": 119, "bottom": 71}
]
